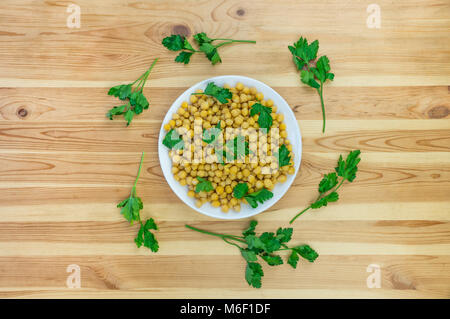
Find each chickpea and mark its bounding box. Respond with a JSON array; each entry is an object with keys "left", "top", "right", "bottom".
[
  {"left": 231, "top": 109, "right": 240, "bottom": 117},
  {"left": 188, "top": 190, "right": 195, "bottom": 197},
  {"left": 195, "top": 200, "right": 203, "bottom": 208},
  {"left": 264, "top": 179, "right": 273, "bottom": 189},
  {"left": 190, "top": 95, "right": 198, "bottom": 103},
  {"left": 255, "top": 180, "right": 264, "bottom": 189},
  {"left": 233, "top": 204, "right": 241, "bottom": 212},
  {"left": 278, "top": 175, "right": 287, "bottom": 183},
  {"left": 212, "top": 200, "right": 220, "bottom": 208},
  {"left": 236, "top": 82, "right": 244, "bottom": 91},
  {"left": 288, "top": 166, "right": 295, "bottom": 175},
  {"left": 221, "top": 205, "right": 229, "bottom": 213},
  {"left": 256, "top": 92, "right": 264, "bottom": 101},
  {"left": 216, "top": 186, "right": 224, "bottom": 195}
]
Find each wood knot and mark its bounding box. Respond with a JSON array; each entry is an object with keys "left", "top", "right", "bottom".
[
  {"left": 427, "top": 105, "right": 449, "bottom": 119},
  {"left": 431, "top": 173, "right": 440, "bottom": 179},
  {"left": 236, "top": 8, "right": 246, "bottom": 16},
  {"left": 17, "top": 107, "right": 28, "bottom": 118},
  {"left": 172, "top": 24, "right": 190, "bottom": 37}
]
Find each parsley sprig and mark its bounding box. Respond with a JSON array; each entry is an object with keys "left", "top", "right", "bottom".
[
  {"left": 250, "top": 103, "right": 273, "bottom": 130},
  {"left": 192, "top": 82, "right": 232, "bottom": 103},
  {"left": 276, "top": 144, "right": 291, "bottom": 167},
  {"left": 162, "top": 33, "right": 256, "bottom": 65},
  {"left": 233, "top": 183, "right": 274, "bottom": 208},
  {"left": 107, "top": 58, "right": 158, "bottom": 126},
  {"left": 289, "top": 150, "right": 361, "bottom": 224},
  {"left": 185, "top": 221, "right": 318, "bottom": 288},
  {"left": 288, "top": 37, "right": 334, "bottom": 133},
  {"left": 117, "top": 152, "right": 159, "bottom": 252}
]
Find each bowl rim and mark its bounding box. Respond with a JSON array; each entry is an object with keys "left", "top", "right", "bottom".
[{"left": 158, "top": 75, "right": 302, "bottom": 220}]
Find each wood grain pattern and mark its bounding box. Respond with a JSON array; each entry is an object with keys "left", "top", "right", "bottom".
[{"left": 0, "top": 0, "right": 449, "bottom": 299}]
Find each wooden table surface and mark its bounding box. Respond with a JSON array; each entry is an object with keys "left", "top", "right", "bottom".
[{"left": 0, "top": 0, "right": 449, "bottom": 299}]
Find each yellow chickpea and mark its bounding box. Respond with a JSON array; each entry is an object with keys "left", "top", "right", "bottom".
[
  {"left": 280, "top": 130, "right": 288, "bottom": 138},
  {"left": 233, "top": 204, "right": 241, "bottom": 212},
  {"left": 255, "top": 180, "right": 264, "bottom": 189},
  {"left": 278, "top": 175, "right": 287, "bottom": 183},
  {"left": 195, "top": 200, "right": 203, "bottom": 208},
  {"left": 216, "top": 185, "right": 224, "bottom": 195},
  {"left": 190, "top": 95, "right": 198, "bottom": 103},
  {"left": 279, "top": 123, "right": 286, "bottom": 130},
  {"left": 264, "top": 179, "right": 273, "bottom": 189},
  {"left": 164, "top": 123, "right": 171, "bottom": 131},
  {"left": 221, "top": 205, "right": 230, "bottom": 213},
  {"left": 225, "top": 185, "right": 233, "bottom": 194},
  {"left": 229, "top": 166, "right": 238, "bottom": 175},
  {"left": 256, "top": 92, "right": 264, "bottom": 101},
  {"left": 212, "top": 200, "right": 220, "bottom": 208},
  {"left": 236, "top": 82, "right": 244, "bottom": 91},
  {"left": 288, "top": 166, "right": 295, "bottom": 175},
  {"left": 266, "top": 99, "right": 274, "bottom": 107},
  {"left": 231, "top": 109, "right": 240, "bottom": 117}
]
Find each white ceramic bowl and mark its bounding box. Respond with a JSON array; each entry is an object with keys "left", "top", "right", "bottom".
[{"left": 158, "top": 75, "right": 302, "bottom": 220}]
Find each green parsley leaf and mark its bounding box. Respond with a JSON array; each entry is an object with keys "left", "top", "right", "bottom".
[
  {"left": 293, "top": 245, "right": 319, "bottom": 262},
  {"left": 240, "top": 249, "right": 258, "bottom": 262},
  {"left": 277, "top": 144, "right": 291, "bottom": 167},
  {"left": 259, "top": 232, "right": 281, "bottom": 253},
  {"left": 193, "top": 32, "right": 213, "bottom": 45},
  {"left": 107, "top": 59, "right": 158, "bottom": 125},
  {"left": 162, "top": 129, "right": 184, "bottom": 150},
  {"left": 242, "top": 220, "right": 258, "bottom": 237},
  {"left": 135, "top": 218, "right": 159, "bottom": 252},
  {"left": 245, "top": 262, "right": 264, "bottom": 288},
  {"left": 195, "top": 177, "right": 214, "bottom": 193},
  {"left": 335, "top": 150, "right": 361, "bottom": 182},
  {"left": 276, "top": 227, "right": 293, "bottom": 243},
  {"left": 199, "top": 43, "right": 222, "bottom": 64},
  {"left": 318, "top": 172, "right": 338, "bottom": 194},
  {"left": 244, "top": 188, "right": 274, "bottom": 208},
  {"left": 261, "top": 254, "right": 283, "bottom": 266},
  {"left": 290, "top": 150, "right": 361, "bottom": 223},
  {"left": 233, "top": 183, "right": 249, "bottom": 199},
  {"left": 287, "top": 251, "right": 299, "bottom": 269},
  {"left": 310, "top": 191, "right": 339, "bottom": 209},
  {"left": 185, "top": 220, "right": 318, "bottom": 289},
  {"left": 117, "top": 195, "right": 142, "bottom": 223},
  {"left": 162, "top": 34, "right": 186, "bottom": 51},
  {"left": 118, "top": 152, "right": 158, "bottom": 252},
  {"left": 175, "top": 51, "right": 194, "bottom": 64},
  {"left": 250, "top": 103, "right": 273, "bottom": 130},
  {"left": 194, "top": 82, "right": 232, "bottom": 104},
  {"left": 288, "top": 36, "right": 334, "bottom": 132},
  {"left": 163, "top": 32, "right": 255, "bottom": 65}
]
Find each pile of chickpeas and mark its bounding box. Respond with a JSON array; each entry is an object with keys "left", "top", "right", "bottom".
[{"left": 163, "top": 82, "right": 295, "bottom": 213}]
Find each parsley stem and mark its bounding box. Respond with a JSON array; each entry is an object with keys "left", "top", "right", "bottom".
[
  {"left": 132, "top": 152, "right": 145, "bottom": 196},
  {"left": 185, "top": 225, "right": 246, "bottom": 244},
  {"left": 318, "top": 84, "right": 326, "bottom": 133},
  {"left": 289, "top": 206, "right": 311, "bottom": 224},
  {"left": 214, "top": 40, "right": 256, "bottom": 49},
  {"left": 136, "top": 58, "right": 159, "bottom": 90},
  {"left": 213, "top": 38, "right": 256, "bottom": 43}
]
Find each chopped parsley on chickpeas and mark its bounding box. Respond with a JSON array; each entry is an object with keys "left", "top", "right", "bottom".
[{"left": 163, "top": 82, "right": 295, "bottom": 213}]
